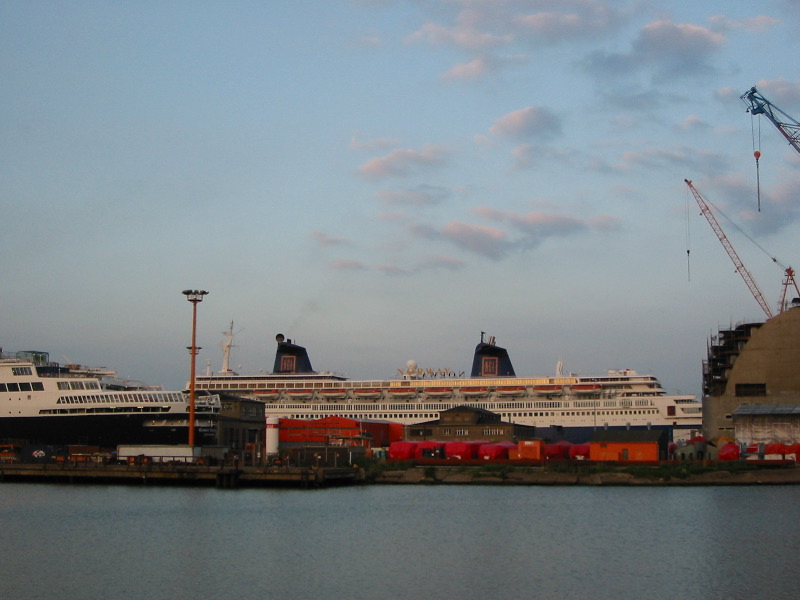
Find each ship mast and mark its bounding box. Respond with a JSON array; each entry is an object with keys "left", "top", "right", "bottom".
[{"left": 220, "top": 321, "right": 236, "bottom": 374}]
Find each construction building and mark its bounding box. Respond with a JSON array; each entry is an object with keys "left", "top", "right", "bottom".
[{"left": 703, "top": 301, "right": 800, "bottom": 441}]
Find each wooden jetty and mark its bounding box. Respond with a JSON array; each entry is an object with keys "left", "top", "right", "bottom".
[{"left": 0, "top": 462, "right": 365, "bottom": 489}]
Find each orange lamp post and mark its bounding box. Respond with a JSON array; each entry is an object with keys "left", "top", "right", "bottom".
[{"left": 182, "top": 289, "right": 208, "bottom": 447}]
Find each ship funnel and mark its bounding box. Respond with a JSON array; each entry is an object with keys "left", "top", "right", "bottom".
[
  {"left": 273, "top": 335, "right": 315, "bottom": 374},
  {"left": 471, "top": 335, "right": 515, "bottom": 377}
]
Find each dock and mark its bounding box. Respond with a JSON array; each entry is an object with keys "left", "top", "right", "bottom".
[{"left": 0, "top": 462, "right": 365, "bottom": 489}]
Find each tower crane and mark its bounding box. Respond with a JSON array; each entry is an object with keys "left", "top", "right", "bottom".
[
  {"left": 740, "top": 86, "right": 800, "bottom": 156},
  {"left": 685, "top": 179, "right": 774, "bottom": 319},
  {"left": 740, "top": 86, "right": 800, "bottom": 210}
]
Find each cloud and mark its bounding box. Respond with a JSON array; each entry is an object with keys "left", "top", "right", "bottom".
[
  {"left": 512, "top": 2, "right": 627, "bottom": 43},
  {"left": 376, "top": 264, "right": 409, "bottom": 276},
  {"left": 357, "top": 145, "right": 449, "bottom": 179},
  {"left": 408, "top": 2, "right": 627, "bottom": 80},
  {"left": 509, "top": 143, "right": 577, "bottom": 171},
  {"left": 708, "top": 15, "right": 779, "bottom": 33},
  {"left": 489, "top": 106, "right": 562, "bottom": 140},
  {"left": 678, "top": 115, "right": 711, "bottom": 131},
  {"left": 443, "top": 53, "right": 530, "bottom": 82},
  {"left": 634, "top": 20, "right": 724, "bottom": 62},
  {"left": 443, "top": 55, "right": 492, "bottom": 81},
  {"left": 330, "top": 259, "right": 368, "bottom": 271},
  {"left": 311, "top": 230, "right": 351, "bottom": 246},
  {"left": 349, "top": 132, "right": 400, "bottom": 152},
  {"left": 603, "top": 145, "right": 729, "bottom": 176},
  {"left": 581, "top": 19, "right": 725, "bottom": 82},
  {"left": 700, "top": 173, "right": 800, "bottom": 237},
  {"left": 375, "top": 255, "right": 466, "bottom": 276},
  {"left": 475, "top": 205, "right": 621, "bottom": 248},
  {"left": 399, "top": 203, "right": 620, "bottom": 260},
  {"left": 407, "top": 13, "right": 513, "bottom": 50},
  {"left": 441, "top": 221, "right": 510, "bottom": 260},
  {"left": 377, "top": 185, "right": 451, "bottom": 207},
  {"left": 751, "top": 78, "right": 800, "bottom": 105},
  {"left": 416, "top": 255, "right": 466, "bottom": 271}
]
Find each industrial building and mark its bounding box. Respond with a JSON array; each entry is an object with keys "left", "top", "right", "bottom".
[
  {"left": 703, "top": 301, "right": 800, "bottom": 441},
  {"left": 406, "top": 405, "right": 538, "bottom": 443}
]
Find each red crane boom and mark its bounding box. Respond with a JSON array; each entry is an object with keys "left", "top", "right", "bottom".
[{"left": 684, "top": 179, "right": 774, "bottom": 319}]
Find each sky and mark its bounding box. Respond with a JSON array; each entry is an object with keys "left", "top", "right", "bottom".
[{"left": 2, "top": 1, "right": 799, "bottom": 397}]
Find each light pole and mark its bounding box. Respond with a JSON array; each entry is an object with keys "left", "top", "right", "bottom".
[{"left": 182, "top": 289, "right": 208, "bottom": 447}]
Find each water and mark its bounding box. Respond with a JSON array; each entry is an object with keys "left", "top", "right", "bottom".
[{"left": 2, "top": 483, "right": 799, "bottom": 600}]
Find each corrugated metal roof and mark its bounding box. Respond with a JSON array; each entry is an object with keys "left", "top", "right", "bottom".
[{"left": 733, "top": 404, "right": 800, "bottom": 416}]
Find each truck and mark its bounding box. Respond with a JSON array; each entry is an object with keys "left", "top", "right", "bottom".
[{"left": 115, "top": 445, "right": 229, "bottom": 464}]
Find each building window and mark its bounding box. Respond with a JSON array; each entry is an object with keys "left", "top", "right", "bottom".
[{"left": 735, "top": 383, "right": 767, "bottom": 397}]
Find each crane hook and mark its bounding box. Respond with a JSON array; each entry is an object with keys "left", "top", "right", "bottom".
[{"left": 754, "top": 150, "right": 761, "bottom": 212}]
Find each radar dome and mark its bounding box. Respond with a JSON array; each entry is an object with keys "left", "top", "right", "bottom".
[{"left": 406, "top": 360, "right": 417, "bottom": 370}]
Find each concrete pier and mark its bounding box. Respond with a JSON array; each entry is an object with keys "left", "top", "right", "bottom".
[{"left": 0, "top": 462, "right": 365, "bottom": 489}]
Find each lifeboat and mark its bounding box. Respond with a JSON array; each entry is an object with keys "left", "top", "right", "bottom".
[
  {"left": 496, "top": 385, "right": 526, "bottom": 396},
  {"left": 286, "top": 389, "right": 313, "bottom": 398},
  {"left": 388, "top": 388, "right": 417, "bottom": 398},
  {"left": 534, "top": 384, "right": 563, "bottom": 395},
  {"left": 424, "top": 387, "right": 453, "bottom": 397},
  {"left": 254, "top": 389, "right": 280, "bottom": 397},
  {"left": 318, "top": 388, "right": 347, "bottom": 399},
  {"left": 354, "top": 388, "right": 382, "bottom": 399},
  {"left": 460, "top": 386, "right": 489, "bottom": 397},
  {"left": 572, "top": 384, "right": 602, "bottom": 393}
]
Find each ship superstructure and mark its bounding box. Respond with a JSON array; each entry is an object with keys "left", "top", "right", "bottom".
[
  {"left": 0, "top": 350, "right": 220, "bottom": 447},
  {"left": 193, "top": 332, "right": 702, "bottom": 443}
]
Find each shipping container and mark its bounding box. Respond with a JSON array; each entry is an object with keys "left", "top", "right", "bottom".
[
  {"left": 21, "top": 445, "right": 66, "bottom": 464},
  {"left": 516, "top": 439, "right": 545, "bottom": 460},
  {"left": 388, "top": 441, "right": 417, "bottom": 460}
]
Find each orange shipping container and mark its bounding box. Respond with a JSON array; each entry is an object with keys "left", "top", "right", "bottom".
[
  {"left": 589, "top": 441, "right": 659, "bottom": 462},
  {"left": 516, "top": 439, "right": 544, "bottom": 460}
]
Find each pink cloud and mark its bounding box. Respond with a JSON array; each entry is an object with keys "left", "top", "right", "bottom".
[
  {"left": 311, "top": 230, "right": 351, "bottom": 246},
  {"left": 358, "top": 145, "right": 448, "bottom": 179},
  {"left": 489, "top": 107, "right": 562, "bottom": 140},
  {"left": 441, "top": 221, "right": 509, "bottom": 259}
]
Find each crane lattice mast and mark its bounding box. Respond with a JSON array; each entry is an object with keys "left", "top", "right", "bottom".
[
  {"left": 685, "top": 179, "right": 774, "bottom": 319},
  {"left": 740, "top": 86, "right": 800, "bottom": 156}
]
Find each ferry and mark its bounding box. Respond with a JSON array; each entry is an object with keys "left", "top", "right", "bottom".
[
  {"left": 193, "top": 331, "right": 702, "bottom": 443},
  {"left": 0, "top": 350, "right": 221, "bottom": 447}
]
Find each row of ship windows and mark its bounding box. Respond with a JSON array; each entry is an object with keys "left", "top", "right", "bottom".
[
  {"left": 56, "top": 393, "right": 184, "bottom": 404},
  {"left": 280, "top": 400, "right": 647, "bottom": 411},
  {"left": 57, "top": 381, "right": 102, "bottom": 391},
  {"left": 202, "top": 381, "right": 653, "bottom": 392},
  {"left": 440, "top": 429, "right": 507, "bottom": 436},
  {"left": 282, "top": 409, "right": 662, "bottom": 420},
  {"left": 39, "top": 407, "right": 173, "bottom": 415},
  {"left": 0, "top": 382, "right": 44, "bottom": 392},
  {"left": 11, "top": 367, "right": 33, "bottom": 376}
]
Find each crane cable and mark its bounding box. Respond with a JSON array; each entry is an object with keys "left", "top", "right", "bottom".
[
  {"left": 750, "top": 111, "right": 762, "bottom": 211},
  {"left": 685, "top": 183, "right": 691, "bottom": 282},
  {"left": 704, "top": 191, "right": 784, "bottom": 270}
]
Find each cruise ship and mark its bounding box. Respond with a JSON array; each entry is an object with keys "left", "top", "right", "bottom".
[
  {"left": 193, "top": 331, "right": 702, "bottom": 443},
  {"left": 0, "top": 350, "right": 221, "bottom": 447}
]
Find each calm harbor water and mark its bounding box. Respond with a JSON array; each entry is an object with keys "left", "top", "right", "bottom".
[{"left": 2, "top": 482, "right": 799, "bottom": 600}]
